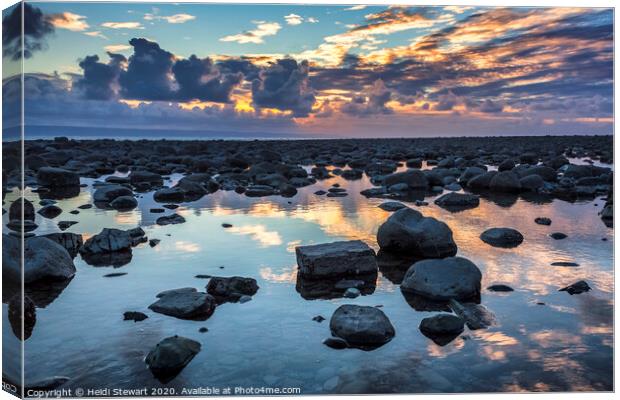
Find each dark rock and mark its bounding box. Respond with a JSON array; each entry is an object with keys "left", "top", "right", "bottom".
[
  {"left": 551, "top": 262, "right": 580, "bottom": 267},
  {"left": 550, "top": 232, "right": 567, "bottom": 240},
  {"left": 156, "top": 214, "right": 186, "bottom": 225},
  {"left": 103, "top": 272, "right": 127, "bottom": 277},
  {"left": 383, "top": 170, "right": 428, "bottom": 189},
  {"left": 80, "top": 228, "right": 132, "bottom": 255},
  {"left": 154, "top": 187, "right": 186, "bottom": 203},
  {"left": 296, "top": 240, "right": 378, "bottom": 278},
  {"left": 323, "top": 337, "right": 348, "bottom": 349},
  {"left": 378, "top": 202, "right": 407, "bottom": 211},
  {"left": 313, "top": 315, "right": 326, "bottom": 323},
  {"left": 487, "top": 284, "right": 514, "bottom": 292},
  {"left": 377, "top": 208, "right": 457, "bottom": 258},
  {"left": 37, "top": 167, "right": 80, "bottom": 187},
  {"left": 145, "top": 336, "right": 201, "bottom": 383},
  {"left": 149, "top": 239, "right": 161, "bottom": 247},
  {"left": 10, "top": 198, "right": 35, "bottom": 221},
  {"left": 93, "top": 185, "right": 133, "bottom": 203},
  {"left": 480, "top": 228, "right": 524, "bottom": 248},
  {"left": 559, "top": 280, "right": 591, "bottom": 295},
  {"left": 38, "top": 204, "right": 63, "bottom": 219},
  {"left": 8, "top": 294, "right": 36, "bottom": 340},
  {"left": 149, "top": 288, "right": 216, "bottom": 320},
  {"left": 419, "top": 314, "right": 464, "bottom": 346},
  {"left": 489, "top": 171, "right": 521, "bottom": 193},
  {"left": 329, "top": 305, "right": 395, "bottom": 350},
  {"left": 206, "top": 276, "right": 259, "bottom": 303},
  {"left": 110, "top": 195, "right": 138, "bottom": 210},
  {"left": 124, "top": 311, "right": 148, "bottom": 322},
  {"left": 57, "top": 221, "right": 78, "bottom": 231},
  {"left": 434, "top": 192, "right": 480, "bottom": 211},
  {"left": 535, "top": 217, "right": 552, "bottom": 225},
  {"left": 41, "top": 232, "right": 83, "bottom": 258},
  {"left": 401, "top": 257, "right": 481, "bottom": 301}
]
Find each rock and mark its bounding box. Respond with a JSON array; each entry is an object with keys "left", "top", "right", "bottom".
[
  {"left": 480, "top": 228, "right": 524, "bottom": 248},
  {"left": 489, "top": 171, "right": 521, "bottom": 193},
  {"left": 376, "top": 208, "right": 457, "bottom": 258},
  {"left": 498, "top": 159, "right": 515, "bottom": 171},
  {"left": 551, "top": 261, "right": 579, "bottom": 267},
  {"left": 149, "top": 239, "right": 161, "bottom": 247},
  {"left": 93, "top": 185, "right": 133, "bottom": 203},
  {"left": 145, "top": 336, "right": 201, "bottom": 383},
  {"left": 467, "top": 171, "right": 497, "bottom": 189},
  {"left": 198, "top": 327, "right": 208, "bottom": 333},
  {"left": 323, "top": 337, "right": 348, "bottom": 349},
  {"left": 129, "top": 171, "right": 163, "bottom": 186},
  {"left": 57, "top": 221, "right": 78, "bottom": 231},
  {"left": 79, "top": 228, "right": 132, "bottom": 254},
  {"left": 206, "top": 276, "right": 259, "bottom": 303},
  {"left": 154, "top": 187, "right": 186, "bottom": 203},
  {"left": 434, "top": 192, "right": 479, "bottom": 211},
  {"left": 444, "top": 183, "right": 462, "bottom": 191},
  {"left": 313, "top": 315, "right": 326, "bottom": 323},
  {"left": 550, "top": 232, "right": 567, "bottom": 240},
  {"left": 150, "top": 208, "right": 165, "bottom": 213},
  {"left": 296, "top": 240, "right": 378, "bottom": 278},
  {"left": 149, "top": 288, "right": 216, "bottom": 320},
  {"left": 41, "top": 232, "right": 83, "bottom": 257},
  {"left": 222, "top": 223, "right": 232, "bottom": 228},
  {"left": 401, "top": 257, "right": 481, "bottom": 301},
  {"left": 238, "top": 295, "right": 252, "bottom": 303},
  {"left": 245, "top": 185, "right": 276, "bottom": 197},
  {"left": 378, "top": 202, "right": 407, "bottom": 211},
  {"left": 343, "top": 288, "right": 361, "bottom": 298},
  {"left": 156, "top": 214, "right": 186, "bottom": 225},
  {"left": 535, "top": 217, "right": 552, "bottom": 225},
  {"left": 314, "top": 190, "right": 327, "bottom": 195},
  {"left": 487, "top": 284, "right": 514, "bottom": 292},
  {"left": 329, "top": 305, "right": 395, "bottom": 349},
  {"left": 124, "top": 311, "right": 148, "bottom": 322},
  {"left": 103, "top": 272, "right": 127, "bottom": 277},
  {"left": 419, "top": 314, "right": 464, "bottom": 345},
  {"left": 37, "top": 167, "right": 80, "bottom": 187},
  {"left": 77, "top": 204, "right": 92, "bottom": 209},
  {"left": 38, "top": 204, "right": 63, "bottom": 219},
  {"left": 383, "top": 170, "right": 428, "bottom": 189},
  {"left": 10, "top": 198, "right": 35, "bottom": 221},
  {"left": 6, "top": 219, "right": 38, "bottom": 233},
  {"left": 520, "top": 174, "right": 544, "bottom": 191},
  {"left": 8, "top": 294, "right": 36, "bottom": 341},
  {"left": 559, "top": 280, "right": 591, "bottom": 295},
  {"left": 110, "top": 195, "right": 138, "bottom": 210},
  {"left": 3, "top": 235, "right": 76, "bottom": 284}
]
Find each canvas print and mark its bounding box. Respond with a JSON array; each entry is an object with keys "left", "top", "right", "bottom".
[{"left": 1, "top": 1, "right": 614, "bottom": 397}]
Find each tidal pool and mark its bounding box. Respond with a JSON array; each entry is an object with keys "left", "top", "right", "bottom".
[{"left": 2, "top": 162, "right": 613, "bottom": 394}]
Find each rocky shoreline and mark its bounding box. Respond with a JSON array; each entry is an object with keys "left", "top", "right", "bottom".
[{"left": 2, "top": 135, "right": 613, "bottom": 387}]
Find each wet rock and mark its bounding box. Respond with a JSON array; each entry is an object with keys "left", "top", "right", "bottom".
[
  {"left": 383, "top": 170, "right": 428, "bottom": 189},
  {"left": 519, "top": 174, "right": 544, "bottom": 191},
  {"left": 498, "top": 159, "right": 515, "bottom": 171},
  {"left": 10, "top": 198, "right": 35, "bottom": 221},
  {"left": 110, "top": 195, "right": 138, "bottom": 210},
  {"left": 149, "top": 239, "right": 161, "bottom": 247},
  {"left": 57, "top": 221, "right": 78, "bottom": 231},
  {"left": 467, "top": 171, "right": 497, "bottom": 189},
  {"left": 38, "top": 204, "right": 63, "bottom": 219},
  {"left": 156, "top": 214, "right": 186, "bottom": 225},
  {"left": 124, "top": 311, "right": 148, "bottom": 322},
  {"left": 296, "top": 272, "right": 377, "bottom": 300},
  {"left": 103, "top": 272, "right": 127, "bottom": 277},
  {"left": 419, "top": 314, "right": 464, "bottom": 346},
  {"left": 489, "top": 171, "right": 521, "bottom": 193},
  {"left": 559, "top": 280, "right": 591, "bottom": 295},
  {"left": 551, "top": 261, "right": 580, "bottom": 267},
  {"left": 221, "top": 223, "right": 232, "bottom": 228},
  {"left": 245, "top": 185, "right": 275, "bottom": 197},
  {"left": 487, "top": 284, "right": 514, "bottom": 292},
  {"left": 323, "top": 337, "right": 348, "bottom": 349},
  {"left": 8, "top": 294, "right": 36, "bottom": 340},
  {"left": 480, "top": 228, "right": 524, "bottom": 248},
  {"left": 145, "top": 336, "right": 201, "bottom": 383},
  {"left": 329, "top": 305, "right": 395, "bottom": 350},
  {"left": 378, "top": 202, "right": 407, "bottom": 211},
  {"left": 77, "top": 203, "right": 92, "bottom": 210},
  {"left": 93, "top": 185, "right": 133, "bottom": 203},
  {"left": 198, "top": 327, "right": 208, "bottom": 333},
  {"left": 154, "top": 187, "right": 186, "bottom": 203},
  {"left": 343, "top": 288, "right": 361, "bottom": 298},
  {"left": 129, "top": 171, "right": 163, "bottom": 187},
  {"left": 3, "top": 235, "right": 76, "bottom": 284},
  {"left": 6, "top": 219, "right": 38, "bottom": 233},
  {"left": 150, "top": 208, "right": 165, "bottom": 213},
  {"left": 313, "top": 315, "right": 326, "bottom": 323},
  {"left": 401, "top": 257, "right": 481, "bottom": 302},
  {"left": 41, "top": 232, "right": 83, "bottom": 258},
  {"left": 36, "top": 167, "right": 80, "bottom": 187},
  {"left": 206, "top": 276, "right": 259, "bottom": 303},
  {"left": 377, "top": 208, "right": 457, "bottom": 258},
  {"left": 535, "top": 217, "right": 552, "bottom": 225},
  {"left": 314, "top": 190, "right": 327, "bottom": 195},
  {"left": 550, "top": 232, "right": 567, "bottom": 240},
  {"left": 434, "top": 192, "right": 479, "bottom": 211},
  {"left": 149, "top": 288, "right": 216, "bottom": 320},
  {"left": 238, "top": 295, "right": 252, "bottom": 303},
  {"left": 296, "top": 240, "right": 378, "bottom": 278},
  {"left": 80, "top": 228, "right": 132, "bottom": 255}
]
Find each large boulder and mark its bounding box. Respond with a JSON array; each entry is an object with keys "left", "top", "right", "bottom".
[
  {"left": 79, "top": 228, "right": 132, "bottom": 255},
  {"left": 296, "top": 240, "right": 378, "bottom": 278},
  {"left": 3, "top": 234, "right": 76, "bottom": 284},
  {"left": 149, "top": 288, "right": 216, "bottom": 320},
  {"left": 489, "top": 171, "right": 521, "bottom": 193},
  {"left": 383, "top": 170, "right": 428, "bottom": 189},
  {"left": 519, "top": 175, "right": 544, "bottom": 191},
  {"left": 419, "top": 314, "right": 464, "bottom": 345},
  {"left": 329, "top": 305, "right": 395, "bottom": 349},
  {"left": 206, "top": 276, "right": 259, "bottom": 303},
  {"left": 41, "top": 232, "right": 83, "bottom": 258},
  {"left": 401, "top": 257, "right": 482, "bottom": 301},
  {"left": 145, "top": 336, "right": 201, "bottom": 383},
  {"left": 36, "top": 167, "right": 79, "bottom": 187},
  {"left": 377, "top": 208, "right": 457, "bottom": 258},
  {"left": 480, "top": 228, "right": 524, "bottom": 248},
  {"left": 93, "top": 185, "right": 133, "bottom": 203},
  {"left": 467, "top": 171, "right": 497, "bottom": 189}
]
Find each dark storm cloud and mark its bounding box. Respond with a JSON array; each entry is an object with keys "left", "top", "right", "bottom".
[
  {"left": 2, "top": 3, "right": 55, "bottom": 60},
  {"left": 341, "top": 79, "right": 393, "bottom": 117},
  {"left": 172, "top": 55, "right": 242, "bottom": 103},
  {"left": 75, "top": 53, "right": 125, "bottom": 100},
  {"left": 251, "top": 59, "right": 315, "bottom": 117}
]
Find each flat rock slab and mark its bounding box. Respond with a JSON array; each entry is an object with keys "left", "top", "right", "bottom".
[
  {"left": 149, "top": 288, "right": 216, "bottom": 320},
  {"left": 296, "top": 240, "right": 378, "bottom": 278},
  {"left": 145, "top": 336, "right": 200, "bottom": 383},
  {"left": 330, "top": 305, "right": 395, "bottom": 350}
]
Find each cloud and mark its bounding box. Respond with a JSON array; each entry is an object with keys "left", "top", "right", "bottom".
[
  {"left": 75, "top": 53, "right": 125, "bottom": 100},
  {"left": 2, "top": 3, "right": 55, "bottom": 60},
  {"left": 144, "top": 13, "right": 196, "bottom": 24},
  {"left": 345, "top": 5, "right": 367, "bottom": 11},
  {"left": 101, "top": 21, "right": 144, "bottom": 29},
  {"left": 49, "top": 12, "right": 89, "bottom": 31},
  {"left": 119, "top": 38, "right": 175, "bottom": 100},
  {"left": 251, "top": 59, "right": 316, "bottom": 117},
  {"left": 220, "top": 21, "right": 281, "bottom": 44},
  {"left": 104, "top": 44, "right": 132, "bottom": 52},
  {"left": 284, "top": 14, "right": 303, "bottom": 25},
  {"left": 341, "top": 79, "right": 393, "bottom": 116},
  {"left": 84, "top": 31, "right": 108, "bottom": 39},
  {"left": 172, "top": 55, "right": 242, "bottom": 103}
]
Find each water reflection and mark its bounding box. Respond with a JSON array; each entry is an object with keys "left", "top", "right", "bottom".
[{"left": 1, "top": 160, "right": 613, "bottom": 393}]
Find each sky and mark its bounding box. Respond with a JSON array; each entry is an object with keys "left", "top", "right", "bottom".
[{"left": 1, "top": 2, "right": 614, "bottom": 138}]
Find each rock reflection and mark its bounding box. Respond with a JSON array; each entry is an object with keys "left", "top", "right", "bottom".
[
  {"left": 376, "top": 250, "right": 419, "bottom": 284},
  {"left": 295, "top": 272, "right": 377, "bottom": 300}
]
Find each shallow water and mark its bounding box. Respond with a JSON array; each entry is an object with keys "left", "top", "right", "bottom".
[{"left": 2, "top": 162, "right": 614, "bottom": 394}]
